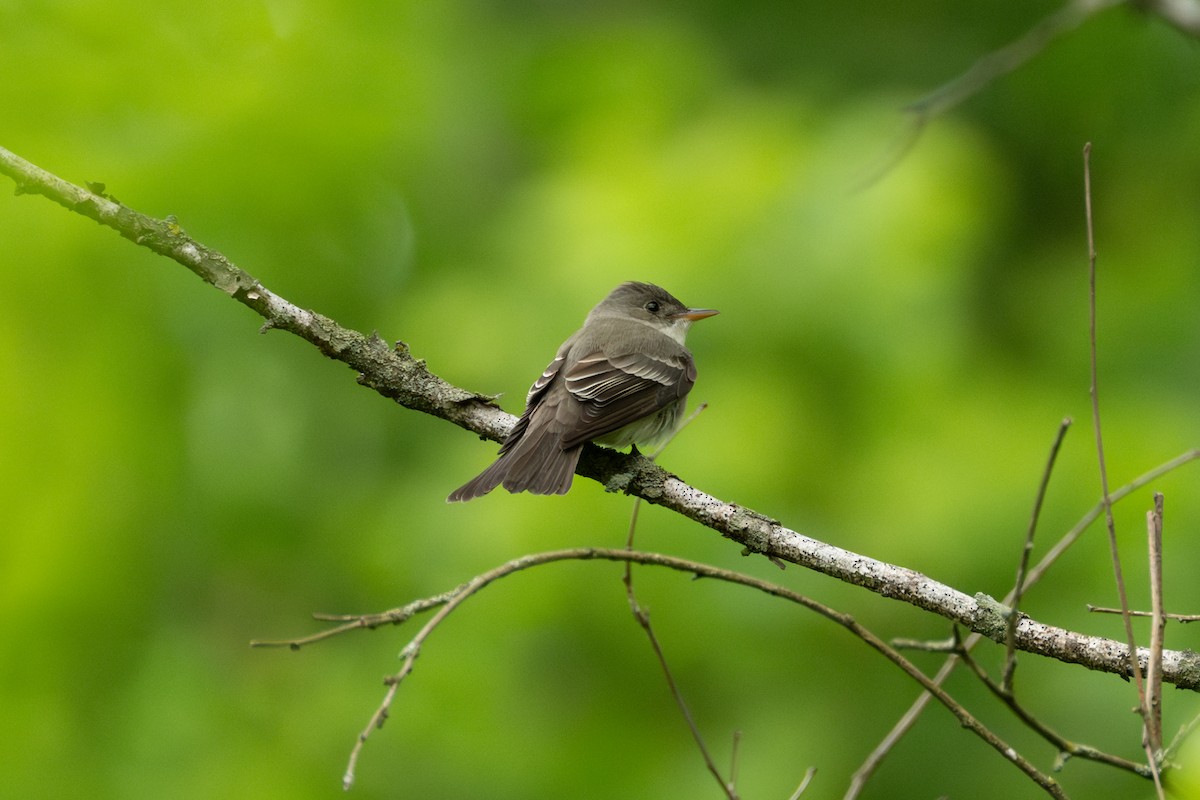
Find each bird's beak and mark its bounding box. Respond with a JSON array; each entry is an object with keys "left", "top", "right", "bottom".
[{"left": 676, "top": 308, "right": 719, "bottom": 321}]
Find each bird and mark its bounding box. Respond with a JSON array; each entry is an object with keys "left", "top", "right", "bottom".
[{"left": 447, "top": 281, "right": 718, "bottom": 501}]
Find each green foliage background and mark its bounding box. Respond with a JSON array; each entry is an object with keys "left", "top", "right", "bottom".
[{"left": 3, "top": 2, "right": 1200, "bottom": 798}]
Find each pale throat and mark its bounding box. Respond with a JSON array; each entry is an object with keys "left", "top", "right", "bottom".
[{"left": 622, "top": 314, "right": 691, "bottom": 345}]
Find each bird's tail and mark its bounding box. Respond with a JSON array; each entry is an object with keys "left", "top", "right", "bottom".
[{"left": 447, "top": 425, "right": 582, "bottom": 502}]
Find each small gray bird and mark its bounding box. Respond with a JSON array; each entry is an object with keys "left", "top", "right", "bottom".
[{"left": 448, "top": 281, "right": 718, "bottom": 501}]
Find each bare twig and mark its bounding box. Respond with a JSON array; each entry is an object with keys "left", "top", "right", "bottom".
[
  {"left": 955, "top": 630, "right": 1154, "bottom": 778},
  {"left": 620, "top": 403, "right": 738, "bottom": 797},
  {"left": 847, "top": 657, "right": 960, "bottom": 799},
  {"left": 1026, "top": 450, "right": 1200, "bottom": 588},
  {"left": 1163, "top": 710, "right": 1200, "bottom": 764},
  {"left": 858, "top": 0, "right": 1200, "bottom": 189},
  {"left": 729, "top": 731, "right": 743, "bottom": 792},
  {"left": 1145, "top": 495, "right": 1165, "bottom": 753},
  {"left": 624, "top": 574, "right": 736, "bottom": 798},
  {"left": 1088, "top": 606, "right": 1200, "bottom": 622},
  {"left": 788, "top": 767, "right": 818, "bottom": 799},
  {"left": 1004, "top": 418, "right": 1072, "bottom": 693},
  {"left": 1084, "top": 142, "right": 1146, "bottom": 694},
  {"left": 910, "top": 0, "right": 1121, "bottom": 120},
  {"left": 1084, "top": 142, "right": 1163, "bottom": 798},
  {"left": 891, "top": 635, "right": 958, "bottom": 653},
  {"left": 249, "top": 594, "right": 458, "bottom": 649},
  {"left": 857, "top": 0, "right": 1122, "bottom": 187}
]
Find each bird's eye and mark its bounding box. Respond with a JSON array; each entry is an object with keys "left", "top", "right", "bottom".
[{"left": 645, "top": 300, "right": 660, "bottom": 313}]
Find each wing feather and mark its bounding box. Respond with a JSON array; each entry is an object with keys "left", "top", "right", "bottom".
[{"left": 559, "top": 348, "right": 694, "bottom": 448}]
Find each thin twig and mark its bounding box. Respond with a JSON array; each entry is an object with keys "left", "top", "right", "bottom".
[
  {"left": 955, "top": 630, "right": 1154, "bottom": 778},
  {"left": 622, "top": 403, "right": 738, "bottom": 798},
  {"left": 249, "top": 594, "right": 458, "bottom": 649},
  {"left": 1084, "top": 142, "right": 1145, "bottom": 693},
  {"left": 788, "top": 767, "right": 818, "bottom": 799},
  {"left": 910, "top": 0, "right": 1121, "bottom": 120},
  {"left": 1084, "top": 142, "right": 1162, "bottom": 798},
  {"left": 344, "top": 677, "right": 401, "bottom": 790},
  {"left": 626, "top": 577, "right": 735, "bottom": 798},
  {"left": 856, "top": 0, "right": 1122, "bottom": 188},
  {"left": 1163, "top": 710, "right": 1200, "bottom": 764},
  {"left": 1026, "top": 450, "right": 1200, "bottom": 588},
  {"left": 1088, "top": 607, "right": 1200, "bottom": 622},
  {"left": 729, "top": 731, "right": 743, "bottom": 792},
  {"left": 1004, "top": 418, "right": 1072, "bottom": 693},
  {"left": 848, "top": 448, "right": 1200, "bottom": 798},
  {"left": 891, "top": 635, "right": 958, "bottom": 652},
  {"left": 1145, "top": 494, "right": 1165, "bottom": 754},
  {"left": 647, "top": 402, "right": 708, "bottom": 461}
]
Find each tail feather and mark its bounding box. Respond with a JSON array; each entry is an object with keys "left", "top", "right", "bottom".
[
  {"left": 447, "top": 424, "right": 581, "bottom": 502},
  {"left": 446, "top": 454, "right": 514, "bottom": 502}
]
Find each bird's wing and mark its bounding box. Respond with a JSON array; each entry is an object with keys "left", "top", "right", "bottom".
[
  {"left": 496, "top": 342, "right": 573, "bottom": 456},
  {"left": 558, "top": 348, "right": 695, "bottom": 449}
]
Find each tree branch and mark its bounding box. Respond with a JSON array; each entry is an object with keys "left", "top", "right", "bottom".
[{"left": 4, "top": 145, "right": 1200, "bottom": 693}]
